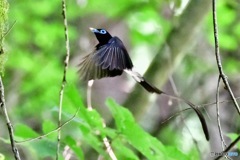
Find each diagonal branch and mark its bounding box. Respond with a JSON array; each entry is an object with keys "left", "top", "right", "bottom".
[
  {"left": 15, "top": 107, "right": 79, "bottom": 144},
  {"left": 212, "top": 0, "right": 240, "bottom": 114},
  {"left": 214, "top": 134, "right": 240, "bottom": 160}
]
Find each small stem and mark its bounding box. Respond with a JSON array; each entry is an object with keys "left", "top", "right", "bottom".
[
  {"left": 16, "top": 107, "right": 79, "bottom": 143},
  {"left": 56, "top": 0, "right": 71, "bottom": 159},
  {"left": 216, "top": 76, "right": 227, "bottom": 150},
  {"left": 214, "top": 134, "right": 240, "bottom": 160},
  {"left": 87, "top": 80, "right": 94, "bottom": 110},
  {"left": 0, "top": 76, "right": 21, "bottom": 160},
  {"left": 212, "top": 0, "right": 240, "bottom": 114}
]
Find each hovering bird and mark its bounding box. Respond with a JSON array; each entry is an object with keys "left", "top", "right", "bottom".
[
  {"left": 79, "top": 27, "right": 209, "bottom": 140},
  {"left": 79, "top": 28, "right": 162, "bottom": 94}
]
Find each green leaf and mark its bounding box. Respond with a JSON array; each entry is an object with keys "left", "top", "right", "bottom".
[
  {"left": 106, "top": 98, "right": 166, "bottom": 160},
  {"left": 31, "top": 140, "right": 57, "bottom": 159},
  {"left": 112, "top": 139, "right": 139, "bottom": 160},
  {"left": 15, "top": 124, "right": 39, "bottom": 139},
  {"left": 79, "top": 124, "right": 107, "bottom": 157},
  {"left": 65, "top": 136, "right": 84, "bottom": 160},
  {"left": 106, "top": 98, "right": 190, "bottom": 160},
  {"left": 42, "top": 120, "right": 57, "bottom": 134},
  {"left": 77, "top": 104, "right": 108, "bottom": 158},
  {"left": 42, "top": 120, "right": 57, "bottom": 139},
  {"left": 227, "top": 133, "right": 240, "bottom": 150}
]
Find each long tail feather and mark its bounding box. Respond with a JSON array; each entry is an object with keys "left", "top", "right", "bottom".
[
  {"left": 124, "top": 69, "right": 209, "bottom": 141},
  {"left": 139, "top": 80, "right": 162, "bottom": 94}
]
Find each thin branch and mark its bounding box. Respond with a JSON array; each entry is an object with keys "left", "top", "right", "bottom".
[
  {"left": 0, "top": 76, "right": 21, "bottom": 160},
  {"left": 214, "top": 134, "right": 240, "bottom": 160},
  {"left": 161, "top": 96, "right": 240, "bottom": 125},
  {"left": 212, "top": 0, "right": 240, "bottom": 114},
  {"left": 15, "top": 107, "right": 79, "bottom": 143},
  {"left": 169, "top": 76, "right": 201, "bottom": 155},
  {"left": 0, "top": 21, "right": 16, "bottom": 41},
  {"left": 198, "top": 97, "right": 240, "bottom": 108},
  {"left": 87, "top": 81, "right": 117, "bottom": 159},
  {"left": 87, "top": 80, "right": 94, "bottom": 110},
  {"left": 216, "top": 76, "right": 227, "bottom": 150},
  {"left": 102, "top": 137, "right": 117, "bottom": 160},
  {"left": 101, "top": 121, "right": 118, "bottom": 160},
  {"left": 56, "top": 0, "right": 71, "bottom": 159},
  {"left": 161, "top": 108, "right": 191, "bottom": 124}
]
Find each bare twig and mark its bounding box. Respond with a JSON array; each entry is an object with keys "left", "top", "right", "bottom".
[
  {"left": 161, "top": 96, "right": 240, "bottom": 125},
  {"left": 212, "top": 0, "right": 240, "bottom": 114},
  {"left": 169, "top": 76, "right": 201, "bottom": 155},
  {"left": 56, "top": 0, "right": 71, "bottom": 159},
  {"left": 87, "top": 81, "right": 117, "bottom": 159},
  {"left": 87, "top": 80, "right": 94, "bottom": 110},
  {"left": 216, "top": 76, "right": 227, "bottom": 151},
  {"left": 161, "top": 108, "right": 191, "bottom": 124},
  {"left": 101, "top": 121, "right": 117, "bottom": 160},
  {"left": 214, "top": 134, "right": 240, "bottom": 160},
  {"left": 199, "top": 97, "right": 240, "bottom": 108},
  {"left": 0, "top": 21, "right": 16, "bottom": 41},
  {"left": 102, "top": 136, "right": 117, "bottom": 160},
  {"left": 15, "top": 107, "right": 79, "bottom": 143},
  {"left": 0, "top": 76, "right": 21, "bottom": 160}
]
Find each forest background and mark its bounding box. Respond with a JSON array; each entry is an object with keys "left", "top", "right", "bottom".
[{"left": 0, "top": 0, "right": 240, "bottom": 160}]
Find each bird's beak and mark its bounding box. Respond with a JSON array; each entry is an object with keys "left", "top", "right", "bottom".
[{"left": 89, "top": 27, "right": 98, "bottom": 33}]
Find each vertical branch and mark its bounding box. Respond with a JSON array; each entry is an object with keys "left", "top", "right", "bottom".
[
  {"left": 86, "top": 83, "right": 117, "bottom": 159},
  {"left": 212, "top": 0, "right": 240, "bottom": 114},
  {"left": 216, "top": 76, "right": 227, "bottom": 150},
  {"left": 169, "top": 76, "right": 201, "bottom": 156},
  {"left": 0, "top": 0, "right": 21, "bottom": 159},
  {"left": 0, "top": 76, "right": 21, "bottom": 160},
  {"left": 56, "top": 0, "right": 70, "bottom": 159},
  {"left": 87, "top": 80, "right": 94, "bottom": 110}
]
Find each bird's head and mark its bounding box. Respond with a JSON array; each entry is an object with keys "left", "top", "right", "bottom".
[{"left": 89, "top": 27, "right": 112, "bottom": 45}]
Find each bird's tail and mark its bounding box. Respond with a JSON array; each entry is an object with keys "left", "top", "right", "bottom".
[
  {"left": 124, "top": 69, "right": 209, "bottom": 141},
  {"left": 124, "top": 69, "right": 162, "bottom": 94}
]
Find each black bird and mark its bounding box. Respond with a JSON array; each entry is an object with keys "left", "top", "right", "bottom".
[
  {"left": 79, "top": 27, "right": 209, "bottom": 140},
  {"left": 79, "top": 28, "right": 162, "bottom": 94}
]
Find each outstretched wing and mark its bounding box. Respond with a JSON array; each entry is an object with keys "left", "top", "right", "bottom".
[
  {"left": 94, "top": 37, "right": 133, "bottom": 70},
  {"left": 79, "top": 36, "right": 133, "bottom": 81},
  {"left": 78, "top": 53, "right": 123, "bottom": 81}
]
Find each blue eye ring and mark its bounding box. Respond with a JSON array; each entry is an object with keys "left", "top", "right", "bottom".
[{"left": 100, "top": 29, "right": 107, "bottom": 34}]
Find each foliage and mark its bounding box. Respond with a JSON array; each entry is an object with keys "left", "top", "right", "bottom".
[{"left": 10, "top": 98, "right": 194, "bottom": 160}]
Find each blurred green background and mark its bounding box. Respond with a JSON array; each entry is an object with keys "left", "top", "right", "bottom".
[{"left": 0, "top": 0, "right": 240, "bottom": 159}]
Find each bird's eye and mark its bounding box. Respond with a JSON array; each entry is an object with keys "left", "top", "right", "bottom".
[{"left": 100, "top": 30, "right": 107, "bottom": 34}]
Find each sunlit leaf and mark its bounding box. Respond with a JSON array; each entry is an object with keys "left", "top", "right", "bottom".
[
  {"left": 106, "top": 98, "right": 189, "bottom": 160},
  {"left": 15, "top": 124, "right": 39, "bottom": 139}
]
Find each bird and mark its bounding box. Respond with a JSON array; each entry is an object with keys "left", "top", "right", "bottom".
[
  {"left": 78, "top": 27, "right": 209, "bottom": 140},
  {"left": 79, "top": 28, "right": 162, "bottom": 94}
]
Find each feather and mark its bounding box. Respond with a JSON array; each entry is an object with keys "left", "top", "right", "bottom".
[{"left": 94, "top": 37, "right": 133, "bottom": 71}]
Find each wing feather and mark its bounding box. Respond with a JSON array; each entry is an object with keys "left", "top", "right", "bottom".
[
  {"left": 79, "top": 37, "right": 132, "bottom": 81},
  {"left": 94, "top": 37, "right": 133, "bottom": 70}
]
